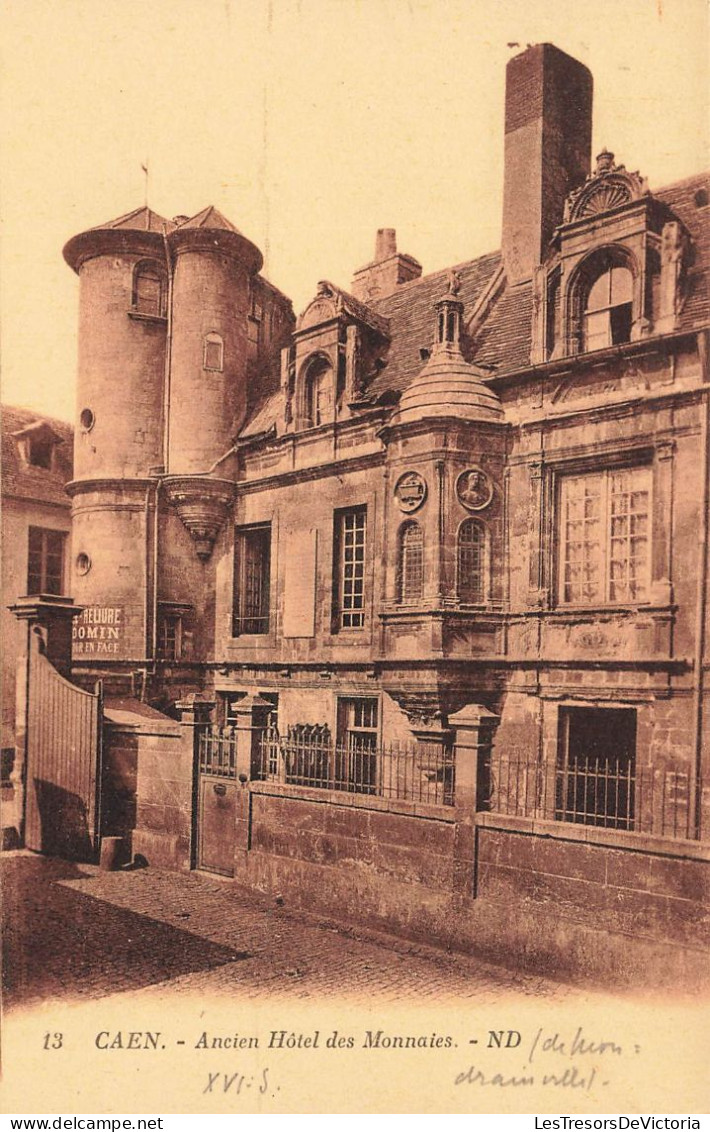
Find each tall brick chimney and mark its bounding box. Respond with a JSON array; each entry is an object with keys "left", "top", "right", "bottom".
[
  {"left": 502, "top": 43, "right": 593, "bottom": 285},
  {"left": 351, "top": 229, "right": 422, "bottom": 302}
]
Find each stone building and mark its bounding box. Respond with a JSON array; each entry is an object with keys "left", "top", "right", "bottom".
[
  {"left": 18, "top": 44, "right": 709, "bottom": 981},
  {"left": 1, "top": 405, "right": 73, "bottom": 845}
]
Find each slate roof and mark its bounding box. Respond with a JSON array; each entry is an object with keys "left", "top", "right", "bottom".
[
  {"left": 656, "top": 173, "right": 710, "bottom": 334},
  {"left": 2, "top": 405, "right": 74, "bottom": 508},
  {"left": 176, "top": 206, "right": 246, "bottom": 235},
  {"left": 238, "top": 171, "right": 709, "bottom": 438},
  {"left": 367, "top": 252, "right": 502, "bottom": 396},
  {"left": 90, "top": 206, "right": 176, "bottom": 234}
]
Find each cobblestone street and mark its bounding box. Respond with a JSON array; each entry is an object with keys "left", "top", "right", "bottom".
[{"left": 2, "top": 850, "right": 571, "bottom": 1008}]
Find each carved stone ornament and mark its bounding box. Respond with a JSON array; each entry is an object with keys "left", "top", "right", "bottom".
[
  {"left": 456, "top": 467, "right": 494, "bottom": 511},
  {"left": 394, "top": 470, "right": 427, "bottom": 513},
  {"left": 163, "top": 476, "right": 236, "bottom": 562},
  {"left": 563, "top": 150, "right": 649, "bottom": 224}
]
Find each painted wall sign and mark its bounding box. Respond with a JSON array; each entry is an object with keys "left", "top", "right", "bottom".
[{"left": 72, "top": 606, "right": 124, "bottom": 655}]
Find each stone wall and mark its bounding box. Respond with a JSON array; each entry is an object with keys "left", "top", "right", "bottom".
[{"left": 103, "top": 700, "right": 191, "bottom": 871}]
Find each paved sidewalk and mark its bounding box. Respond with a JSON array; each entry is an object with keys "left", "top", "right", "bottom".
[{"left": 2, "top": 851, "right": 572, "bottom": 1007}]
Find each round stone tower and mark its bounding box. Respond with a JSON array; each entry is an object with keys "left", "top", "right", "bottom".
[
  {"left": 63, "top": 207, "right": 174, "bottom": 664},
  {"left": 167, "top": 206, "right": 263, "bottom": 473}
]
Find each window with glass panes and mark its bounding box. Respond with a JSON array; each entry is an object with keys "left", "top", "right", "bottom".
[
  {"left": 233, "top": 524, "right": 271, "bottom": 635},
  {"left": 558, "top": 466, "right": 651, "bottom": 604},
  {"left": 27, "top": 527, "right": 66, "bottom": 595},
  {"left": 158, "top": 614, "right": 181, "bottom": 660},
  {"left": 338, "top": 508, "right": 366, "bottom": 628},
  {"left": 457, "top": 519, "right": 486, "bottom": 603},
  {"left": 398, "top": 521, "right": 423, "bottom": 602},
  {"left": 583, "top": 265, "right": 633, "bottom": 351}
]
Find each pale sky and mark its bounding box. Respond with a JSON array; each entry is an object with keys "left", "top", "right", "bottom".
[{"left": 1, "top": 0, "right": 708, "bottom": 422}]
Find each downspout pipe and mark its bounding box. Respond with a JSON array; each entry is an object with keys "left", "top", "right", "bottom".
[
  {"left": 161, "top": 226, "right": 174, "bottom": 473},
  {"left": 690, "top": 330, "right": 709, "bottom": 839}
]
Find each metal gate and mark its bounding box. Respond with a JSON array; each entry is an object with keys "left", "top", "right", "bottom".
[
  {"left": 24, "top": 626, "right": 103, "bottom": 860},
  {"left": 196, "top": 727, "right": 238, "bottom": 876}
]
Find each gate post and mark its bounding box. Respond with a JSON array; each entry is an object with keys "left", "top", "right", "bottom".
[
  {"left": 175, "top": 692, "right": 215, "bottom": 869},
  {"left": 8, "top": 596, "right": 82, "bottom": 849},
  {"left": 448, "top": 704, "right": 498, "bottom": 902},
  {"left": 232, "top": 694, "right": 273, "bottom": 875}
]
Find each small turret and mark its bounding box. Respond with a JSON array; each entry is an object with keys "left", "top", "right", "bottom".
[{"left": 395, "top": 273, "right": 503, "bottom": 424}]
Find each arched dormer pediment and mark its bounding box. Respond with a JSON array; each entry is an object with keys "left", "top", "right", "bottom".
[
  {"left": 297, "top": 280, "right": 390, "bottom": 338},
  {"left": 298, "top": 283, "right": 340, "bottom": 332},
  {"left": 563, "top": 150, "right": 649, "bottom": 224}
]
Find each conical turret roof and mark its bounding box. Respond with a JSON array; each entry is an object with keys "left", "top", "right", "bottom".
[
  {"left": 176, "top": 206, "right": 246, "bottom": 235},
  {"left": 89, "top": 206, "right": 176, "bottom": 234},
  {"left": 63, "top": 205, "right": 173, "bottom": 271}
]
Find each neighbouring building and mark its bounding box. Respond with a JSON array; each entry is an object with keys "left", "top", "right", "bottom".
[
  {"left": 15, "top": 44, "right": 709, "bottom": 983},
  {"left": 1, "top": 406, "right": 73, "bottom": 846}
]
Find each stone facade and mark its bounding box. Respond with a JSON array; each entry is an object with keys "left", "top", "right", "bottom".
[
  {"left": 41, "top": 43, "right": 710, "bottom": 978},
  {"left": 1, "top": 406, "right": 74, "bottom": 846}
]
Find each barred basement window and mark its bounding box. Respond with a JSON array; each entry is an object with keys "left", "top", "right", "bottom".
[
  {"left": 556, "top": 707, "right": 636, "bottom": 830},
  {"left": 457, "top": 519, "right": 486, "bottom": 603},
  {"left": 335, "top": 507, "right": 366, "bottom": 629},
  {"left": 27, "top": 527, "right": 66, "bottom": 595},
  {"left": 336, "top": 696, "right": 379, "bottom": 794},
  {"left": 233, "top": 524, "right": 271, "bottom": 635},
  {"left": 397, "top": 521, "right": 423, "bottom": 603},
  {"left": 558, "top": 466, "right": 651, "bottom": 605}
]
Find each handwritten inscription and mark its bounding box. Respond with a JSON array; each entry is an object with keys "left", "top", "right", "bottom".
[{"left": 65, "top": 1023, "right": 645, "bottom": 1103}]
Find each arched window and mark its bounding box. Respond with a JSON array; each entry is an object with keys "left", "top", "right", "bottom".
[
  {"left": 397, "top": 521, "right": 423, "bottom": 603},
  {"left": 203, "top": 332, "right": 224, "bottom": 372},
  {"left": 132, "top": 260, "right": 165, "bottom": 317},
  {"left": 569, "top": 249, "right": 635, "bottom": 354},
  {"left": 303, "top": 356, "right": 332, "bottom": 426},
  {"left": 457, "top": 519, "right": 486, "bottom": 603},
  {"left": 583, "top": 264, "right": 633, "bottom": 350}
]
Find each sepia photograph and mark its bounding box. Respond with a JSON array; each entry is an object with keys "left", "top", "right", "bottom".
[{"left": 1, "top": 0, "right": 708, "bottom": 1117}]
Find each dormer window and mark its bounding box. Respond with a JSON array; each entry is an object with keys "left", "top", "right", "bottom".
[
  {"left": 583, "top": 263, "right": 633, "bottom": 351},
  {"left": 303, "top": 356, "right": 332, "bottom": 427},
  {"left": 13, "top": 421, "right": 61, "bottom": 471},
  {"left": 532, "top": 152, "right": 688, "bottom": 363},
  {"left": 132, "top": 260, "right": 165, "bottom": 317},
  {"left": 26, "top": 432, "right": 53, "bottom": 469}
]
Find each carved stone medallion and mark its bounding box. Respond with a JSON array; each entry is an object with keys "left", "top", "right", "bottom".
[
  {"left": 394, "top": 471, "right": 427, "bottom": 513},
  {"left": 456, "top": 467, "right": 493, "bottom": 511}
]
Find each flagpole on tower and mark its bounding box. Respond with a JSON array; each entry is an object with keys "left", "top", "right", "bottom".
[{"left": 141, "top": 160, "right": 149, "bottom": 209}]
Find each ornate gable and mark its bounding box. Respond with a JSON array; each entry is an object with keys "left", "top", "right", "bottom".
[{"left": 564, "top": 150, "right": 649, "bottom": 223}]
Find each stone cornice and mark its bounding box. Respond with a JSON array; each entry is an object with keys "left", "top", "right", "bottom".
[{"left": 66, "top": 478, "right": 156, "bottom": 497}]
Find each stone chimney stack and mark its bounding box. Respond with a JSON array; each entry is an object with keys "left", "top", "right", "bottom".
[
  {"left": 502, "top": 43, "right": 593, "bottom": 285},
  {"left": 351, "top": 229, "right": 422, "bottom": 302}
]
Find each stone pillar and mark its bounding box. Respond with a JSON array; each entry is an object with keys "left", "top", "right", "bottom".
[
  {"left": 448, "top": 703, "right": 498, "bottom": 902},
  {"left": 175, "top": 693, "right": 214, "bottom": 868},
  {"left": 409, "top": 720, "right": 454, "bottom": 807},
  {"left": 7, "top": 597, "right": 83, "bottom": 848},
  {"left": 231, "top": 694, "right": 273, "bottom": 874}
]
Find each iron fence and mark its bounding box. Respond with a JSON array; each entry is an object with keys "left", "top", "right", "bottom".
[
  {"left": 255, "top": 724, "right": 454, "bottom": 806},
  {"left": 199, "top": 726, "right": 238, "bottom": 779},
  {"left": 479, "top": 750, "right": 693, "bottom": 839}
]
